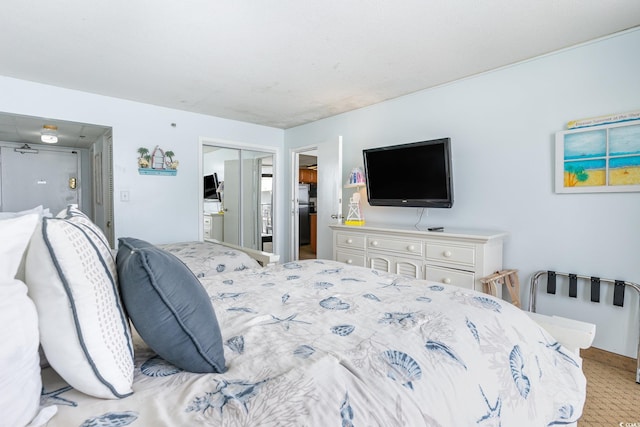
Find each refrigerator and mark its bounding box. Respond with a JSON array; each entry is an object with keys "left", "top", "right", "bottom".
[{"left": 298, "top": 184, "right": 310, "bottom": 245}]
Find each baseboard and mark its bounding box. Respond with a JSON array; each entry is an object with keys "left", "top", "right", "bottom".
[{"left": 581, "top": 346, "right": 636, "bottom": 373}]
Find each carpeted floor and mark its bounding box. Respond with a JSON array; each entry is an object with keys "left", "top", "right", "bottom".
[
  {"left": 299, "top": 244, "right": 316, "bottom": 260},
  {"left": 580, "top": 351, "right": 640, "bottom": 425}
]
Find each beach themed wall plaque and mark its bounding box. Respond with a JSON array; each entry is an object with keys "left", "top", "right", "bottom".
[
  {"left": 555, "top": 121, "right": 640, "bottom": 193},
  {"left": 137, "top": 146, "right": 178, "bottom": 176}
]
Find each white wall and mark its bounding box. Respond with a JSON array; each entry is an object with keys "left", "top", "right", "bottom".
[
  {"left": 284, "top": 29, "right": 640, "bottom": 357},
  {"left": 0, "top": 76, "right": 285, "bottom": 250},
  {"left": 203, "top": 147, "right": 239, "bottom": 180}
]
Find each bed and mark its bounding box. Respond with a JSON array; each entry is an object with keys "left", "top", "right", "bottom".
[{"left": 2, "top": 207, "right": 586, "bottom": 426}]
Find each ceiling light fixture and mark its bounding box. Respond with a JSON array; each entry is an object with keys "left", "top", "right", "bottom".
[{"left": 41, "top": 124, "right": 58, "bottom": 143}]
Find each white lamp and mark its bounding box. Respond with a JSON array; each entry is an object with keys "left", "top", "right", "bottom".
[
  {"left": 344, "top": 167, "right": 365, "bottom": 226},
  {"left": 40, "top": 124, "right": 58, "bottom": 144}
]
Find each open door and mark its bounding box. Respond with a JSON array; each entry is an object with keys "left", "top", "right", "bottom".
[
  {"left": 92, "top": 133, "right": 115, "bottom": 248},
  {"left": 290, "top": 137, "right": 342, "bottom": 261},
  {"left": 316, "top": 136, "right": 343, "bottom": 260}
]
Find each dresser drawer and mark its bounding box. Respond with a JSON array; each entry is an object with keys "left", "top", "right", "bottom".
[
  {"left": 367, "top": 236, "right": 423, "bottom": 256},
  {"left": 426, "top": 243, "right": 475, "bottom": 266},
  {"left": 335, "top": 250, "right": 365, "bottom": 267},
  {"left": 426, "top": 266, "right": 474, "bottom": 290},
  {"left": 203, "top": 215, "right": 212, "bottom": 239},
  {"left": 335, "top": 232, "right": 366, "bottom": 250}
]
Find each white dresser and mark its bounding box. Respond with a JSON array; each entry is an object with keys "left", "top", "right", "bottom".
[
  {"left": 330, "top": 223, "right": 506, "bottom": 296},
  {"left": 203, "top": 213, "right": 224, "bottom": 241}
]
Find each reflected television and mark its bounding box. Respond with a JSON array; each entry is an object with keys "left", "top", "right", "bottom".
[
  {"left": 363, "top": 138, "right": 453, "bottom": 208},
  {"left": 203, "top": 173, "right": 220, "bottom": 200}
]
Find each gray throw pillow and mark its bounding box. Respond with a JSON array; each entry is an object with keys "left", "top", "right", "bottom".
[{"left": 116, "top": 237, "right": 226, "bottom": 373}]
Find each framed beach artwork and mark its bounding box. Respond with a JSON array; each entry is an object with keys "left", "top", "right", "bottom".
[{"left": 555, "top": 121, "right": 640, "bottom": 193}]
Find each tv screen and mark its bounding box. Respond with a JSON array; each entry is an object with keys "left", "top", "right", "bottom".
[
  {"left": 204, "top": 173, "right": 219, "bottom": 200},
  {"left": 363, "top": 138, "right": 453, "bottom": 208}
]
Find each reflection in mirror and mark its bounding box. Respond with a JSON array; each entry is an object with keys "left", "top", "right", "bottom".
[
  {"left": 203, "top": 146, "right": 239, "bottom": 244},
  {"left": 240, "top": 150, "right": 273, "bottom": 251},
  {"left": 260, "top": 170, "right": 273, "bottom": 252},
  {"left": 202, "top": 145, "right": 274, "bottom": 252}
]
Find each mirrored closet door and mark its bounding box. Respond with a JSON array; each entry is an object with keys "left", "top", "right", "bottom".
[{"left": 202, "top": 144, "right": 274, "bottom": 252}]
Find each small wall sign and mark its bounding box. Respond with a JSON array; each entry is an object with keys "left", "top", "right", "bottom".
[{"left": 137, "top": 146, "right": 178, "bottom": 176}]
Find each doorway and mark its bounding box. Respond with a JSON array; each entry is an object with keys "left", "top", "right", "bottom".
[
  {"left": 0, "top": 112, "right": 114, "bottom": 246},
  {"left": 297, "top": 150, "right": 317, "bottom": 260},
  {"left": 290, "top": 136, "right": 343, "bottom": 261}
]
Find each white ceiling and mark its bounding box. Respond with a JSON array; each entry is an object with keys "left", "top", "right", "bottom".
[
  {"left": 0, "top": 112, "right": 110, "bottom": 149},
  {"left": 1, "top": 1, "right": 639, "bottom": 132}
]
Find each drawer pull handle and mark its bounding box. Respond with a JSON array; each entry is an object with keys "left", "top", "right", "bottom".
[
  {"left": 442, "top": 278, "right": 452, "bottom": 284},
  {"left": 443, "top": 250, "right": 452, "bottom": 258},
  {"left": 371, "top": 240, "right": 379, "bottom": 247},
  {"left": 346, "top": 238, "right": 353, "bottom": 244},
  {"left": 407, "top": 244, "right": 415, "bottom": 251},
  {"left": 346, "top": 259, "right": 353, "bottom": 264}
]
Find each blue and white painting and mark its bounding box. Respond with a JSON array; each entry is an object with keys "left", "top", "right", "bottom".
[{"left": 560, "top": 123, "right": 640, "bottom": 190}]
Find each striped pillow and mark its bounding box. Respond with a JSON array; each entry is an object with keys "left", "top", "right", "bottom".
[{"left": 25, "top": 210, "right": 134, "bottom": 399}]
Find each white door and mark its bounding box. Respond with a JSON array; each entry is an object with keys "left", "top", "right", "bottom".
[
  {"left": 0, "top": 146, "right": 79, "bottom": 214},
  {"left": 241, "top": 157, "right": 260, "bottom": 250},
  {"left": 92, "top": 135, "right": 115, "bottom": 248},
  {"left": 223, "top": 159, "right": 240, "bottom": 245},
  {"left": 315, "top": 136, "right": 343, "bottom": 260}
]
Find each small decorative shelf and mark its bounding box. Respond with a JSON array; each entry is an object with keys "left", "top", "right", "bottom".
[
  {"left": 344, "top": 167, "right": 365, "bottom": 226},
  {"left": 138, "top": 168, "right": 177, "bottom": 176}
]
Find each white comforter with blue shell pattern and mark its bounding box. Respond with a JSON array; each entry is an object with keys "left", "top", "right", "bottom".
[
  {"left": 157, "top": 240, "right": 262, "bottom": 276},
  {"left": 42, "top": 259, "right": 585, "bottom": 426}
]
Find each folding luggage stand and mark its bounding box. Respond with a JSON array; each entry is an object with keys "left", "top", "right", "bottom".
[{"left": 528, "top": 270, "right": 640, "bottom": 383}]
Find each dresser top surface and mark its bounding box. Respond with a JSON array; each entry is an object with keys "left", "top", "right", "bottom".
[{"left": 330, "top": 222, "right": 507, "bottom": 241}]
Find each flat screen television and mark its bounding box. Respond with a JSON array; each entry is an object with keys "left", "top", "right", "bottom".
[
  {"left": 203, "top": 173, "right": 219, "bottom": 200},
  {"left": 363, "top": 138, "right": 453, "bottom": 208}
]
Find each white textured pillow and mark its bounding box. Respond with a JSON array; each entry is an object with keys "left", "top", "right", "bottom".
[
  {"left": 0, "top": 213, "right": 39, "bottom": 280},
  {"left": 56, "top": 204, "right": 89, "bottom": 221},
  {"left": 0, "top": 205, "right": 43, "bottom": 220},
  {"left": 0, "top": 279, "right": 43, "bottom": 427},
  {"left": 25, "top": 213, "right": 134, "bottom": 399},
  {"left": 0, "top": 212, "right": 42, "bottom": 426}
]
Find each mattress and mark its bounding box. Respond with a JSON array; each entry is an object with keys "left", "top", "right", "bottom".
[{"left": 41, "top": 258, "right": 586, "bottom": 426}]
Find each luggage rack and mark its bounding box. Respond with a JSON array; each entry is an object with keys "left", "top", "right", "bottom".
[{"left": 528, "top": 270, "right": 640, "bottom": 383}]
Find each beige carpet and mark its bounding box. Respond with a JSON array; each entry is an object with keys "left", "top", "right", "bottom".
[
  {"left": 298, "top": 244, "right": 316, "bottom": 260},
  {"left": 580, "top": 350, "right": 640, "bottom": 425}
]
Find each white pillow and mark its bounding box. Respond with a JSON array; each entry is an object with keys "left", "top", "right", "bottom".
[
  {"left": 0, "top": 279, "right": 43, "bottom": 427},
  {"left": 0, "top": 213, "right": 39, "bottom": 280},
  {"left": 25, "top": 213, "right": 134, "bottom": 399},
  {"left": 0, "top": 205, "right": 43, "bottom": 220},
  {"left": 55, "top": 204, "right": 81, "bottom": 219},
  {"left": 0, "top": 212, "right": 43, "bottom": 426}
]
